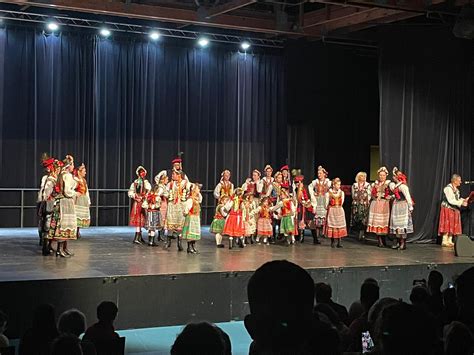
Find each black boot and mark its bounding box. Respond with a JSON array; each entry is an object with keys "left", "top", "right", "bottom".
[
  {"left": 300, "top": 231, "right": 305, "bottom": 243},
  {"left": 311, "top": 230, "right": 321, "bottom": 245},
  {"left": 148, "top": 234, "right": 154, "bottom": 246},
  {"left": 152, "top": 234, "right": 160, "bottom": 246},
  {"left": 377, "top": 235, "right": 384, "bottom": 248},
  {"left": 331, "top": 238, "right": 335, "bottom": 248},
  {"left": 229, "top": 238, "right": 233, "bottom": 250},
  {"left": 56, "top": 242, "right": 69, "bottom": 258},
  {"left": 191, "top": 241, "right": 199, "bottom": 254},
  {"left": 187, "top": 242, "right": 194, "bottom": 254},
  {"left": 165, "top": 235, "right": 172, "bottom": 249},
  {"left": 42, "top": 238, "right": 51, "bottom": 256},
  {"left": 63, "top": 241, "right": 74, "bottom": 256},
  {"left": 157, "top": 231, "right": 164, "bottom": 242},
  {"left": 138, "top": 232, "right": 146, "bottom": 244},
  {"left": 392, "top": 238, "right": 400, "bottom": 249},
  {"left": 133, "top": 232, "right": 142, "bottom": 244},
  {"left": 76, "top": 228, "right": 81, "bottom": 239},
  {"left": 177, "top": 237, "right": 183, "bottom": 251},
  {"left": 336, "top": 239, "right": 342, "bottom": 248},
  {"left": 239, "top": 237, "right": 245, "bottom": 248}
]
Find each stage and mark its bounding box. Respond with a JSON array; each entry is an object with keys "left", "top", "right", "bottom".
[{"left": 0, "top": 227, "right": 472, "bottom": 338}]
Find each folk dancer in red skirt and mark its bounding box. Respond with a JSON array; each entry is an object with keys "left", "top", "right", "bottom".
[
  {"left": 325, "top": 178, "right": 347, "bottom": 248},
  {"left": 128, "top": 166, "right": 151, "bottom": 245},
  {"left": 308, "top": 166, "right": 331, "bottom": 241},
  {"left": 389, "top": 168, "right": 414, "bottom": 250},
  {"left": 49, "top": 155, "right": 77, "bottom": 257},
  {"left": 252, "top": 197, "right": 273, "bottom": 245},
  {"left": 213, "top": 169, "right": 234, "bottom": 200},
  {"left": 350, "top": 172, "right": 371, "bottom": 241},
  {"left": 143, "top": 173, "right": 165, "bottom": 247},
  {"left": 165, "top": 169, "right": 188, "bottom": 251},
  {"left": 222, "top": 188, "right": 245, "bottom": 249},
  {"left": 210, "top": 195, "right": 231, "bottom": 248},
  {"left": 271, "top": 187, "right": 296, "bottom": 245},
  {"left": 438, "top": 174, "right": 468, "bottom": 248},
  {"left": 367, "top": 167, "right": 391, "bottom": 248}
]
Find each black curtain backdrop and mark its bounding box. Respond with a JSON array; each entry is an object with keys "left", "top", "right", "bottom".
[
  {"left": 379, "top": 27, "right": 473, "bottom": 242},
  {"left": 0, "top": 27, "right": 286, "bottom": 226}
]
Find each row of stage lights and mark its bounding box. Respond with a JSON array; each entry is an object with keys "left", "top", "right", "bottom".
[{"left": 45, "top": 21, "right": 252, "bottom": 50}]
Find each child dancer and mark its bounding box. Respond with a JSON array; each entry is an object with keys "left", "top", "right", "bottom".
[
  {"left": 156, "top": 170, "right": 169, "bottom": 242},
  {"left": 325, "top": 178, "right": 347, "bottom": 248},
  {"left": 210, "top": 196, "right": 230, "bottom": 248},
  {"left": 242, "top": 192, "right": 257, "bottom": 245},
  {"left": 144, "top": 174, "right": 163, "bottom": 246},
  {"left": 222, "top": 188, "right": 245, "bottom": 249},
  {"left": 254, "top": 197, "right": 273, "bottom": 245},
  {"left": 128, "top": 166, "right": 152, "bottom": 245},
  {"left": 271, "top": 188, "right": 296, "bottom": 245},
  {"left": 182, "top": 183, "right": 203, "bottom": 254}
]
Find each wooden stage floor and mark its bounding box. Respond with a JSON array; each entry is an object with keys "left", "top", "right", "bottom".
[{"left": 0, "top": 226, "right": 470, "bottom": 282}]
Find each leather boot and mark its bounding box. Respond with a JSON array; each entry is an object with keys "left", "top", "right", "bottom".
[
  {"left": 239, "top": 237, "right": 245, "bottom": 248},
  {"left": 133, "top": 232, "right": 142, "bottom": 244},
  {"left": 63, "top": 241, "right": 74, "bottom": 256},
  {"left": 187, "top": 242, "right": 194, "bottom": 254},
  {"left": 157, "top": 230, "right": 164, "bottom": 242},
  {"left": 42, "top": 238, "right": 51, "bottom": 256},
  {"left": 177, "top": 236, "right": 183, "bottom": 251},
  {"left": 165, "top": 235, "right": 172, "bottom": 248},
  {"left": 336, "top": 239, "right": 342, "bottom": 248},
  {"left": 229, "top": 238, "right": 233, "bottom": 250},
  {"left": 392, "top": 238, "right": 400, "bottom": 249},
  {"left": 331, "top": 238, "right": 335, "bottom": 248},
  {"left": 191, "top": 241, "right": 199, "bottom": 254},
  {"left": 311, "top": 230, "right": 320, "bottom": 245},
  {"left": 377, "top": 235, "right": 384, "bottom": 248},
  {"left": 300, "top": 231, "right": 305, "bottom": 243},
  {"left": 148, "top": 234, "right": 153, "bottom": 246},
  {"left": 138, "top": 232, "right": 146, "bottom": 244},
  {"left": 56, "top": 242, "right": 69, "bottom": 258}
]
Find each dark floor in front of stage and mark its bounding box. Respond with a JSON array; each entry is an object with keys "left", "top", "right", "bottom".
[{"left": 0, "top": 227, "right": 468, "bottom": 281}]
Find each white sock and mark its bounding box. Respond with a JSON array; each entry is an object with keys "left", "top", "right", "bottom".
[
  {"left": 263, "top": 237, "right": 267, "bottom": 244},
  {"left": 256, "top": 236, "right": 260, "bottom": 242},
  {"left": 150, "top": 231, "right": 155, "bottom": 236},
  {"left": 216, "top": 233, "right": 223, "bottom": 245}
]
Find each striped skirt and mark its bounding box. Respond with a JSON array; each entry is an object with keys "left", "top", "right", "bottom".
[
  {"left": 325, "top": 206, "right": 347, "bottom": 239},
  {"left": 438, "top": 206, "right": 462, "bottom": 236},
  {"left": 146, "top": 210, "right": 161, "bottom": 231},
  {"left": 210, "top": 218, "right": 225, "bottom": 234},
  {"left": 257, "top": 217, "right": 273, "bottom": 236},
  {"left": 75, "top": 195, "right": 90, "bottom": 228},
  {"left": 166, "top": 202, "right": 185, "bottom": 233},
  {"left": 129, "top": 201, "right": 146, "bottom": 227},
  {"left": 245, "top": 217, "right": 257, "bottom": 236},
  {"left": 182, "top": 214, "right": 201, "bottom": 241},
  {"left": 50, "top": 198, "right": 77, "bottom": 240},
  {"left": 390, "top": 200, "right": 413, "bottom": 234},
  {"left": 367, "top": 199, "right": 390, "bottom": 235},
  {"left": 280, "top": 215, "right": 295, "bottom": 236}
]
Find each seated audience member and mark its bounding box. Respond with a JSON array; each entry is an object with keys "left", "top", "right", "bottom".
[
  {"left": 0, "top": 310, "right": 8, "bottom": 348},
  {"left": 348, "top": 278, "right": 379, "bottom": 324},
  {"left": 441, "top": 287, "right": 458, "bottom": 326},
  {"left": 57, "top": 309, "right": 96, "bottom": 355},
  {"left": 455, "top": 266, "right": 474, "bottom": 333},
  {"left": 377, "top": 302, "right": 438, "bottom": 355},
  {"left": 314, "top": 303, "right": 350, "bottom": 351},
  {"left": 427, "top": 270, "right": 444, "bottom": 316},
  {"left": 367, "top": 298, "right": 399, "bottom": 354},
  {"left": 444, "top": 321, "right": 474, "bottom": 355},
  {"left": 315, "top": 282, "right": 349, "bottom": 325},
  {"left": 347, "top": 280, "right": 380, "bottom": 352},
  {"left": 170, "top": 322, "right": 230, "bottom": 355},
  {"left": 83, "top": 301, "right": 120, "bottom": 344},
  {"left": 51, "top": 333, "right": 83, "bottom": 355},
  {"left": 245, "top": 260, "right": 339, "bottom": 354},
  {"left": 19, "top": 304, "right": 59, "bottom": 355},
  {"left": 409, "top": 285, "right": 431, "bottom": 312}
]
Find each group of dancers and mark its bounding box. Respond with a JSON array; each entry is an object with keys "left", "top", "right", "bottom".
[{"left": 36, "top": 152, "right": 471, "bottom": 257}]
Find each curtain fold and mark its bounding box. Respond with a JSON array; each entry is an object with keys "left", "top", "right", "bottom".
[
  {"left": 379, "top": 27, "right": 472, "bottom": 242},
  {"left": 0, "top": 27, "right": 286, "bottom": 226}
]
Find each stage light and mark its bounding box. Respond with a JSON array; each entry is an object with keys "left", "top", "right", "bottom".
[
  {"left": 198, "top": 37, "right": 209, "bottom": 47},
  {"left": 47, "top": 21, "right": 59, "bottom": 31},
  {"left": 100, "top": 28, "right": 111, "bottom": 37},
  {"left": 241, "top": 41, "right": 250, "bottom": 50},
  {"left": 149, "top": 31, "right": 160, "bottom": 41}
]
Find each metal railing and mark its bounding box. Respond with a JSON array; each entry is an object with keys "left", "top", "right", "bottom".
[{"left": 0, "top": 188, "right": 216, "bottom": 228}]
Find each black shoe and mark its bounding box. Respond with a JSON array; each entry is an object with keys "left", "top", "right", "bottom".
[
  {"left": 300, "top": 233, "right": 305, "bottom": 243},
  {"left": 217, "top": 244, "right": 225, "bottom": 248},
  {"left": 138, "top": 232, "right": 146, "bottom": 244},
  {"left": 239, "top": 238, "right": 244, "bottom": 248},
  {"left": 336, "top": 240, "right": 342, "bottom": 248},
  {"left": 331, "top": 239, "right": 335, "bottom": 248},
  {"left": 187, "top": 242, "right": 195, "bottom": 254},
  {"left": 55, "top": 243, "right": 70, "bottom": 258},
  {"left": 148, "top": 235, "right": 153, "bottom": 246},
  {"left": 42, "top": 239, "right": 50, "bottom": 256},
  {"left": 191, "top": 242, "right": 199, "bottom": 254},
  {"left": 63, "top": 242, "right": 74, "bottom": 256},
  {"left": 157, "top": 231, "right": 164, "bottom": 242},
  {"left": 392, "top": 241, "right": 400, "bottom": 249},
  {"left": 165, "top": 236, "right": 172, "bottom": 249},
  {"left": 377, "top": 236, "right": 384, "bottom": 248},
  {"left": 177, "top": 238, "right": 183, "bottom": 252},
  {"left": 229, "top": 239, "right": 233, "bottom": 250},
  {"left": 133, "top": 232, "right": 142, "bottom": 245}
]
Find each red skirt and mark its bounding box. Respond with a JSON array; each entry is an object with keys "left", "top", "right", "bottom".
[
  {"left": 223, "top": 210, "right": 245, "bottom": 237},
  {"left": 438, "top": 207, "right": 462, "bottom": 236},
  {"left": 129, "top": 201, "right": 146, "bottom": 227},
  {"left": 257, "top": 217, "right": 273, "bottom": 236}
]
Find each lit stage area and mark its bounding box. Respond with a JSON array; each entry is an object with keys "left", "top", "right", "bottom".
[{"left": 0, "top": 227, "right": 472, "bottom": 340}]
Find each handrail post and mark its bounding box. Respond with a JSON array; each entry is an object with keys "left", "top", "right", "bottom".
[
  {"left": 20, "top": 189, "right": 24, "bottom": 228},
  {"left": 96, "top": 190, "right": 99, "bottom": 227}
]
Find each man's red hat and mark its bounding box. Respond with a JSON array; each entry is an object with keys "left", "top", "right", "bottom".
[
  {"left": 172, "top": 158, "right": 182, "bottom": 164},
  {"left": 280, "top": 165, "right": 289, "bottom": 171}
]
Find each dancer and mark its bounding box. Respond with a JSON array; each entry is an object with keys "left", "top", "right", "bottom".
[
  {"left": 389, "top": 168, "right": 414, "bottom": 250},
  {"left": 210, "top": 196, "right": 231, "bottom": 248},
  {"left": 367, "top": 167, "right": 391, "bottom": 247},
  {"left": 294, "top": 175, "right": 311, "bottom": 243},
  {"left": 144, "top": 174, "right": 164, "bottom": 246},
  {"left": 222, "top": 188, "right": 245, "bottom": 249},
  {"left": 128, "top": 166, "right": 151, "bottom": 245},
  {"left": 271, "top": 187, "right": 296, "bottom": 245},
  {"left": 156, "top": 170, "right": 169, "bottom": 242},
  {"left": 308, "top": 166, "right": 331, "bottom": 243},
  {"left": 438, "top": 174, "right": 468, "bottom": 248},
  {"left": 242, "top": 192, "right": 257, "bottom": 245},
  {"left": 37, "top": 155, "right": 58, "bottom": 255},
  {"left": 171, "top": 157, "right": 189, "bottom": 183},
  {"left": 260, "top": 165, "right": 274, "bottom": 197},
  {"left": 243, "top": 169, "right": 262, "bottom": 202},
  {"left": 182, "top": 183, "right": 202, "bottom": 254},
  {"left": 213, "top": 170, "right": 234, "bottom": 200},
  {"left": 280, "top": 165, "right": 291, "bottom": 189},
  {"left": 351, "top": 172, "right": 371, "bottom": 241},
  {"left": 165, "top": 169, "right": 188, "bottom": 251},
  {"left": 270, "top": 172, "right": 283, "bottom": 243},
  {"left": 325, "top": 178, "right": 347, "bottom": 248},
  {"left": 49, "top": 155, "right": 77, "bottom": 257},
  {"left": 253, "top": 197, "right": 273, "bottom": 245},
  {"left": 74, "top": 163, "right": 91, "bottom": 239}
]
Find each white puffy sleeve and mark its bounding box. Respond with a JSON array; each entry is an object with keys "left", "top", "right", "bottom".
[
  {"left": 256, "top": 180, "right": 263, "bottom": 193},
  {"left": 63, "top": 174, "right": 77, "bottom": 198},
  {"left": 325, "top": 192, "right": 330, "bottom": 208},
  {"left": 213, "top": 182, "right": 222, "bottom": 200},
  {"left": 340, "top": 190, "right": 345, "bottom": 205},
  {"left": 128, "top": 182, "right": 136, "bottom": 199},
  {"left": 184, "top": 198, "right": 193, "bottom": 215},
  {"left": 399, "top": 184, "right": 414, "bottom": 210},
  {"left": 444, "top": 186, "right": 464, "bottom": 207},
  {"left": 270, "top": 201, "right": 283, "bottom": 212},
  {"left": 144, "top": 180, "right": 152, "bottom": 193},
  {"left": 308, "top": 180, "right": 315, "bottom": 201}
]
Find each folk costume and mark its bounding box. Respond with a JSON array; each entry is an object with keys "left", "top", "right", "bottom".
[
  {"left": 210, "top": 197, "right": 231, "bottom": 248},
  {"left": 253, "top": 198, "right": 273, "bottom": 245},
  {"left": 367, "top": 167, "right": 391, "bottom": 247},
  {"left": 128, "top": 166, "right": 152, "bottom": 244},
  {"left": 74, "top": 164, "right": 91, "bottom": 238},
  {"left": 182, "top": 184, "right": 203, "bottom": 254},
  {"left": 165, "top": 170, "right": 188, "bottom": 251},
  {"left": 280, "top": 165, "right": 291, "bottom": 191},
  {"left": 438, "top": 180, "right": 466, "bottom": 248},
  {"left": 325, "top": 182, "right": 347, "bottom": 248},
  {"left": 155, "top": 170, "right": 169, "bottom": 241},
  {"left": 143, "top": 172, "right": 167, "bottom": 246},
  {"left": 294, "top": 175, "right": 314, "bottom": 244},
  {"left": 213, "top": 170, "right": 234, "bottom": 200},
  {"left": 242, "top": 193, "right": 257, "bottom": 245},
  {"left": 389, "top": 168, "right": 414, "bottom": 250},
  {"left": 259, "top": 165, "right": 274, "bottom": 198},
  {"left": 49, "top": 155, "right": 77, "bottom": 257},
  {"left": 271, "top": 189, "right": 296, "bottom": 245},
  {"left": 350, "top": 172, "right": 371, "bottom": 241},
  {"left": 270, "top": 172, "right": 283, "bottom": 243},
  {"left": 222, "top": 188, "right": 245, "bottom": 249},
  {"left": 37, "top": 154, "right": 57, "bottom": 255},
  {"left": 308, "top": 166, "right": 331, "bottom": 240}
]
